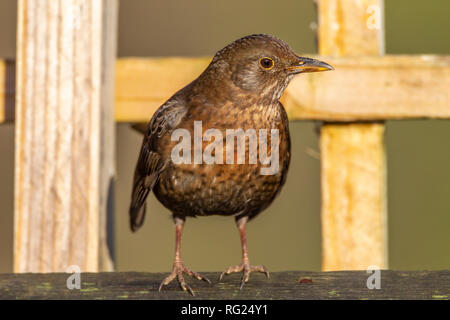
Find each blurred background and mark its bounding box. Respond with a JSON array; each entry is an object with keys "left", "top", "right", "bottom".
[{"left": 0, "top": 0, "right": 449, "bottom": 273}]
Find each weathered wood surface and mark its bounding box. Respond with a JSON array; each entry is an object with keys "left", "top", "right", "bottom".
[
  {"left": 320, "top": 124, "right": 387, "bottom": 270},
  {"left": 317, "top": 0, "right": 385, "bottom": 56},
  {"left": 1, "top": 55, "right": 449, "bottom": 124},
  {"left": 115, "top": 57, "right": 209, "bottom": 123},
  {"left": 14, "top": 0, "right": 118, "bottom": 273},
  {"left": 283, "top": 55, "right": 450, "bottom": 121},
  {"left": 318, "top": 0, "right": 388, "bottom": 271},
  {"left": 0, "top": 271, "right": 448, "bottom": 300}
]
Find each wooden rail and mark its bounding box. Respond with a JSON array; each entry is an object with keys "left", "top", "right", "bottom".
[
  {"left": 2, "top": 56, "right": 450, "bottom": 124},
  {"left": 0, "top": 271, "right": 448, "bottom": 299}
]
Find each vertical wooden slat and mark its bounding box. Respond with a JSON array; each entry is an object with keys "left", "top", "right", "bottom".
[
  {"left": 320, "top": 124, "right": 387, "bottom": 270},
  {"left": 317, "top": 0, "right": 385, "bottom": 56},
  {"left": 317, "top": 0, "right": 388, "bottom": 270},
  {"left": 14, "top": 0, "right": 118, "bottom": 273}
]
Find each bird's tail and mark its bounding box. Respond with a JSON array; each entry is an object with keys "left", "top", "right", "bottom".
[
  {"left": 129, "top": 201, "right": 147, "bottom": 232},
  {"left": 129, "top": 173, "right": 154, "bottom": 232}
]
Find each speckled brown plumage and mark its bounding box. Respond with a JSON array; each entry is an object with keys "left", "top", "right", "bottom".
[{"left": 129, "top": 34, "right": 333, "bottom": 295}]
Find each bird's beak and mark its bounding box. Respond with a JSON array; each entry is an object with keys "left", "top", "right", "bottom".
[{"left": 287, "top": 57, "right": 334, "bottom": 74}]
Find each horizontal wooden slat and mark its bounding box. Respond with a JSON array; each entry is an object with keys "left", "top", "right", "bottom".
[
  {"left": 284, "top": 55, "right": 450, "bottom": 121},
  {"left": 1, "top": 55, "right": 449, "bottom": 124},
  {"left": 115, "top": 57, "right": 210, "bottom": 123}
]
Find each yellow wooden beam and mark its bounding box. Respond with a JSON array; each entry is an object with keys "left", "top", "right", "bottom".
[
  {"left": 320, "top": 123, "right": 387, "bottom": 270},
  {"left": 318, "top": 0, "right": 388, "bottom": 271},
  {"left": 115, "top": 57, "right": 210, "bottom": 123},
  {"left": 2, "top": 55, "right": 449, "bottom": 124},
  {"left": 283, "top": 55, "right": 450, "bottom": 121},
  {"left": 115, "top": 55, "right": 450, "bottom": 123}
]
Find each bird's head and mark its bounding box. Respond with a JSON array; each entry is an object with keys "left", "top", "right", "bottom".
[{"left": 203, "top": 34, "right": 333, "bottom": 103}]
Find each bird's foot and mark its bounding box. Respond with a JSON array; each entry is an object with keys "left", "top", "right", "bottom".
[
  {"left": 158, "top": 261, "right": 211, "bottom": 296},
  {"left": 219, "top": 262, "right": 269, "bottom": 289}
]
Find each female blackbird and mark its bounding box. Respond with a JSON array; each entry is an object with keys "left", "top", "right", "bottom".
[{"left": 129, "top": 34, "right": 333, "bottom": 295}]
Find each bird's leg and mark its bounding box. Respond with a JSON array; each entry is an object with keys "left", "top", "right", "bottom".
[
  {"left": 159, "top": 217, "right": 211, "bottom": 296},
  {"left": 220, "top": 216, "right": 269, "bottom": 289}
]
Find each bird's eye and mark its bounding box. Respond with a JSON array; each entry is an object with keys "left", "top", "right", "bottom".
[{"left": 259, "top": 57, "right": 274, "bottom": 70}]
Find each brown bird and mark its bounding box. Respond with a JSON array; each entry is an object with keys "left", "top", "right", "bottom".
[{"left": 129, "top": 34, "right": 333, "bottom": 295}]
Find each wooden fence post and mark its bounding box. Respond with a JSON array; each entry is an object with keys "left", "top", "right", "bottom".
[
  {"left": 14, "top": 0, "right": 118, "bottom": 272},
  {"left": 317, "top": 0, "right": 388, "bottom": 270}
]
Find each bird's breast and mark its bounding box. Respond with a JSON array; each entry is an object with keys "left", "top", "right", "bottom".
[{"left": 154, "top": 101, "right": 290, "bottom": 217}]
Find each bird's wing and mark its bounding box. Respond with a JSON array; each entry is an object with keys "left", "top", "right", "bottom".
[{"left": 129, "top": 99, "right": 187, "bottom": 232}]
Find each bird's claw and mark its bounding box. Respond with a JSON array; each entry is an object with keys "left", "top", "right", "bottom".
[
  {"left": 159, "top": 262, "right": 211, "bottom": 296},
  {"left": 220, "top": 262, "right": 269, "bottom": 289}
]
